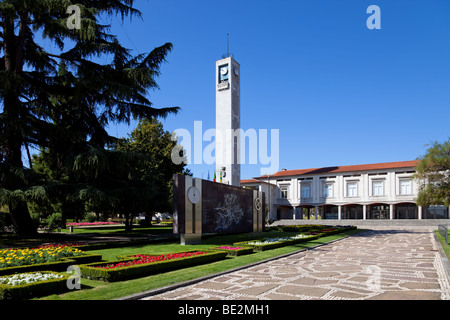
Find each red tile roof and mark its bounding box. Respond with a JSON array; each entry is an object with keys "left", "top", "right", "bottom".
[
  {"left": 241, "top": 179, "right": 273, "bottom": 185},
  {"left": 240, "top": 179, "right": 261, "bottom": 184},
  {"left": 251, "top": 160, "right": 419, "bottom": 180}
]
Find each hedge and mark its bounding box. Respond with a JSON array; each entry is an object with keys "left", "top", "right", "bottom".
[
  {"left": 0, "top": 272, "right": 70, "bottom": 300},
  {"left": 0, "top": 254, "right": 103, "bottom": 276},
  {"left": 80, "top": 250, "right": 228, "bottom": 282},
  {"left": 234, "top": 235, "right": 320, "bottom": 252},
  {"left": 269, "top": 224, "right": 356, "bottom": 233},
  {"left": 233, "top": 226, "right": 356, "bottom": 251}
]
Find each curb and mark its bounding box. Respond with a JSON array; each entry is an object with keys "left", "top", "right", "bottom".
[
  {"left": 433, "top": 232, "right": 450, "bottom": 283},
  {"left": 115, "top": 234, "right": 353, "bottom": 300}
]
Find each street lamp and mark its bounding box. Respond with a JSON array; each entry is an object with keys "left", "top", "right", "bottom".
[{"left": 266, "top": 173, "right": 274, "bottom": 224}]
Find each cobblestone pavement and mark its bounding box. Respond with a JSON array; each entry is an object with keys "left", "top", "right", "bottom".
[{"left": 142, "top": 227, "right": 450, "bottom": 300}]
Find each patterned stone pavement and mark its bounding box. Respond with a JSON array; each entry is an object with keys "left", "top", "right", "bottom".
[{"left": 142, "top": 227, "right": 450, "bottom": 300}]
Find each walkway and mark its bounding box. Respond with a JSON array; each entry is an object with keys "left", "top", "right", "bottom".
[{"left": 141, "top": 227, "right": 450, "bottom": 300}]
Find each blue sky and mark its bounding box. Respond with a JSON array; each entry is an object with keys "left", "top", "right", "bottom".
[{"left": 105, "top": 0, "right": 450, "bottom": 180}]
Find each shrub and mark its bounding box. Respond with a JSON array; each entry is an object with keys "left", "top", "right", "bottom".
[
  {"left": 29, "top": 212, "right": 41, "bottom": 229},
  {"left": 0, "top": 254, "right": 102, "bottom": 276},
  {"left": 0, "top": 271, "right": 69, "bottom": 300},
  {"left": 85, "top": 213, "right": 97, "bottom": 223},
  {"left": 234, "top": 234, "right": 319, "bottom": 251},
  {"left": 45, "top": 213, "right": 63, "bottom": 232},
  {"left": 0, "top": 211, "right": 13, "bottom": 233}
]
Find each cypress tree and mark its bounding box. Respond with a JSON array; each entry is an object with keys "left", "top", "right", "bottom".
[{"left": 0, "top": 1, "right": 179, "bottom": 235}]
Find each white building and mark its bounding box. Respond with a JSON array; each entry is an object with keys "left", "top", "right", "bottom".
[{"left": 241, "top": 160, "right": 449, "bottom": 222}]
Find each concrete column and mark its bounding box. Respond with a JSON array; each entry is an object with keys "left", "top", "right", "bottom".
[
  {"left": 418, "top": 206, "right": 423, "bottom": 220},
  {"left": 390, "top": 204, "right": 394, "bottom": 220},
  {"left": 338, "top": 205, "right": 342, "bottom": 220},
  {"left": 314, "top": 206, "right": 319, "bottom": 220},
  {"left": 292, "top": 178, "right": 298, "bottom": 202},
  {"left": 363, "top": 205, "right": 367, "bottom": 220}
]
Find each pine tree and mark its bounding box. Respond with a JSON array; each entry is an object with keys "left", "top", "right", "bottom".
[{"left": 0, "top": 1, "right": 179, "bottom": 235}]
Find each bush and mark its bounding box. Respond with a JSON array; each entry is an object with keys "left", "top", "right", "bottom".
[
  {"left": 85, "top": 213, "right": 97, "bottom": 223},
  {"left": 45, "top": 213, "right": 62, "bottom": 232},
  {"left": 29, "top": 212, "right": 41, "bottom": 229},
  {"left": 0, "top": 271, "right": 70, "bottom": 300},
  {"left": 80, "top": 250, "right": 228, "bottom": 282},
  {"left": 234, "top": 234, "right": 320, "bottom": 252},
  {"left": 0, "top": 212, "right": 13, "bottom": 233}
]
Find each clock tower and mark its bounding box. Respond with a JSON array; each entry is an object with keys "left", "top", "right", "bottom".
[{"left": 215, "top": 56, "right": 241, "bottom": 186}]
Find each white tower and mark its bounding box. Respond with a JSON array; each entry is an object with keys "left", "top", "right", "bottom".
[{"left": 215, "top": 56, "right": 240, "bottom": 186}]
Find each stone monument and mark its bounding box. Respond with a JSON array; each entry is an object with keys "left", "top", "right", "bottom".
[{"left": 173, "top": 174, "right": 265, "bottom": 245}]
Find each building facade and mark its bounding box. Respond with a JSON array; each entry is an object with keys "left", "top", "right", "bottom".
[{"left": 241, "top": 160, "right": 449, "bottom": 222}]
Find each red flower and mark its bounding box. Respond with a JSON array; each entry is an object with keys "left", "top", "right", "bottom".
[{"left": 94, "top": 251, "right": 207, "bottom": 269}]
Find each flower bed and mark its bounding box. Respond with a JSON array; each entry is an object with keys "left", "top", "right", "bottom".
[
  {"left": 0, "top": 271, "right": 69, "bottom": 300},
  {"left": 39, "top": 242, "right": 89, "bottom": 248},
  {"left": 0, "top": 272, "right": 64, "bottom": 286},
  {"left": 234, "top": 234, "right": 319, "bottom": 251},
  {"left": 66, "top": 222, "right": 120, "bottom": 227},
  {"left": 270, "top": 224, "right": 356, "bottom": 234},
  {"left": 80, "top": 250, "right": 228, "bottom": 282},
  {"left": 0, "top": 245, "right": 102, "bottom": 276},
  {"left": 0, "top": 246, "right": 85, "bottom": 269},
  {"left": 210, "top": 246, "right": 254, "bottom": 256},
  {"left": 97, "top": 252, "right": 208, "bottom": 269}
]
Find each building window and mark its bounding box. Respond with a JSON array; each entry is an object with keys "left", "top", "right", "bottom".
[
  {"left": 301, "top": 185, "right": 310, "bottom": 199},
  {"left": 280, "top": 186, "right": 289, "bottom": 199},
  {"left": 324, "top": 184, "right": 333, "bottom": 198},
  {"left": 424, "top": 205, "right": 449, "bottom": 219},
  {"left": 347, "top": 182, "right": 357, "bottom": 197},
  {"left": 400, "top": 180, "right": 411, "bottom": 195},
  {"left": 372, "top": 181, "right": 384, "bottom": 196}
]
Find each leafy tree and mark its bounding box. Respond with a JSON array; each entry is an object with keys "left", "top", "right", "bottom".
[
  {"left": 415, "top": 139, "right": 450, "bottom": 207},
  {"left": 116, "top": 118, "right": 191, "bottom": 226},
  {"left": 73, "top": 148, "right": 161, "bottom": 232},
  {"left": 0, "top": 0, "right": 179, "bottom": 235}
]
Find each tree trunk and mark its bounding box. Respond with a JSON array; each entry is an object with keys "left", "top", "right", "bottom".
[
  {"left": 124, "top": 214, "right": 133, "bottom": 232},
  {"left": 1, "top": 15, "right": 37, "bottom": 236},
  {"left": 2, "top": 91, "right": 36, "bottom": 235},
  {"left": 143, "top": 212, "right": 152, "bottom": 226},
  {"left": 9, "top": 202, "right": 36, "bottom": 236}
]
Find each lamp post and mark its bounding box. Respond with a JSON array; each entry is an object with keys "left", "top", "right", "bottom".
[{"left": 266, "top": 173, "right": 273, "bottom": 223}]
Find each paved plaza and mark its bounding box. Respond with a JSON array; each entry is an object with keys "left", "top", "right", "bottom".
[{"left": 142, "top": 227, "right": 450, "bottom": 300}]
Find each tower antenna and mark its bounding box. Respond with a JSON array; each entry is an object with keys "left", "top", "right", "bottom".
[
  {"left": 222, "top": 33, "right": 233, "bottom": 59},
  {"left": 227, "top": 33, "right": 230, "bottom": 57}
]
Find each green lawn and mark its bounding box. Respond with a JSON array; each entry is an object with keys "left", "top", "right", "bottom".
[
  {"left": 38, "top": 228, "right": 362, "bottom": 300},
  {"left": 0, "top": 225, "right": 174, "bottom": 248},
  {"left": 60, "top": 224, "right": 173, "bottom": 236}
]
